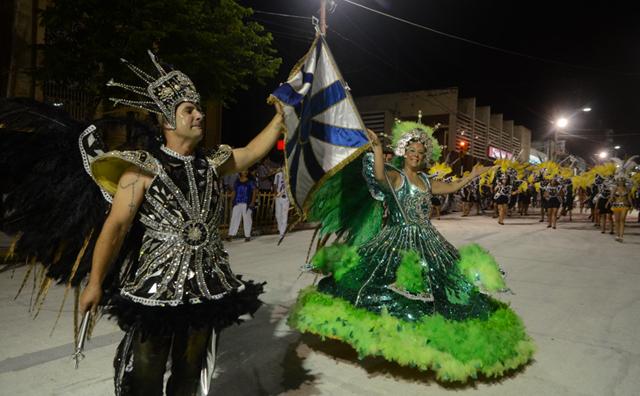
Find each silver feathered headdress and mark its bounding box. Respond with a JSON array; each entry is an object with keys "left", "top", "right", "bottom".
[
  {"left": 390, "top": 112, "right": 441, "bottom": 161},
  {"left": 611, "top": 155, "right": 638, "bottom": 183},
  {"left": 106, "top": 50, "right": 200, "bottom": 129}
]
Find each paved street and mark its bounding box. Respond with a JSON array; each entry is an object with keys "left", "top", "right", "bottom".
[{"left": 1, "top": 211, "right": 639, "bottom": 396}]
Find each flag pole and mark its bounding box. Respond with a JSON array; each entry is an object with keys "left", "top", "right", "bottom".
[{"left": 320, "top": 0, "right": 327, "bottom": 35}]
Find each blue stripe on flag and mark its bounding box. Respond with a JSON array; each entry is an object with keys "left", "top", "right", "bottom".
[
  {"left": 302, "top": 142, "right": 325, "bottom": 182},
  {"left": 302, "top": 71, "right": 313, "bottom": 84},
  {"left": 309, "top": 81, "right": 346, "bottom": 117},
  {"left": 285, "top": 133, "right": 297, "bottom": 155},
  {"left": 309, "top": 121, "right": 368, "bottom": 148},
  {"left": 272, "top": 84, "right": 304, "bottom": 106}
]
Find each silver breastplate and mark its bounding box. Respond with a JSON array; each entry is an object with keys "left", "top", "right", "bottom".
[{"left": 122, "top": 154, "right": 242, "bottom": 306}]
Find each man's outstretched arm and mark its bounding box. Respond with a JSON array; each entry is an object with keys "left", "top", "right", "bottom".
[{"left": 218, "top": 105, "right": 284, "bottom": 176}]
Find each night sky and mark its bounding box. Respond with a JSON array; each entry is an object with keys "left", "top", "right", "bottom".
[{"left": 223, "top": 0, "right": 640, "bottom": 161}]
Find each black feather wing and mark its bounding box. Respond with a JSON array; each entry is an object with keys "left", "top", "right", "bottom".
[{"left": 0, "top": 98, "right": 107, "bottom": 286}]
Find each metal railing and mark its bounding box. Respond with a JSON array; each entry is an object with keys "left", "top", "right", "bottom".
[
  {"left": 218, "top": 191, "right": 285, "bottom": 233},
  {"left": 473, "top": 120, "right": 488, "bottom": 160}
]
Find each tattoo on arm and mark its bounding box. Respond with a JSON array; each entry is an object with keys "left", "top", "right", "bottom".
[{"left": 119, "top": 168, "right": 143, "bottom": 213}]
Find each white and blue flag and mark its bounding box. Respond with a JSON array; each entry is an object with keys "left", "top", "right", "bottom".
[{"left": 270, "top": 35, "right": 369, "bottom": 216}]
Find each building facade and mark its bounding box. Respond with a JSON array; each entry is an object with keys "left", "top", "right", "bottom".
[{"left": 355, "top": 88, "right": 532, "bottom": 173}]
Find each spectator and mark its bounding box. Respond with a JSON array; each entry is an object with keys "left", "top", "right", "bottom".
[{"left": 227, "top": 170, "right": 257, "bottom": 242}]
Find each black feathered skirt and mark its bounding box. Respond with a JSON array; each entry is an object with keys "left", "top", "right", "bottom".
[{"left": 105, "top": 279, "right": 265, "bottom": 336}]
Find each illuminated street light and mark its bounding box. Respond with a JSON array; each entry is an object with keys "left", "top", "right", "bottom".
[
  {"left": 598, "top": 151, "right": 608, "bottom": 159},
  {"left": 551, "top": 108, "right": 593, "bottom": 160},
  {"left": 614, "top": 145, "right": 621, "bottom": 150}
]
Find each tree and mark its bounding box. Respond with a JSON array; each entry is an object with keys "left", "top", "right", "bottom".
[{"left": 37, "top": 0, "right": 281, "bottom": 112}]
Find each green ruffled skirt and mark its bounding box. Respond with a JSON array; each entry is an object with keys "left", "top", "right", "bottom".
[
  {"left": 288, "top": 287, "right": 535, "bottom": 382},
  {"left": 288, "top": 224, "right": 535, "bottom": 382}
]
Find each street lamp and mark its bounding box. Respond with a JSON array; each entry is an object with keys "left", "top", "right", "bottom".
[
  {"left": 613, "top": 145, "right": 627, "bottom": 159},
  {"left": 551, "top": 107, "right": 593, "bottom": 161},
  {"left": 598, "top": 151, "right": 608, "bottom": 159}
]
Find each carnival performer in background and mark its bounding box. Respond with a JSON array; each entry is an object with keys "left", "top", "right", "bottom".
[
  {"left": 479, "top": 177, "right": 493, "bottom": 214},
  {"left": 517, "top": 182, "right": 533, "bottom": 216},
  {"left": 460, "top": 171, "right": 480, "bottom": 216},
  {"left": 597, "top": 177, "right": 614, "bottom": 235},
  {"left": 609, "top": 178, "right": 631, "bottom": 242},
  {"left": 543, "top": 178, "right": 563, "bottom": 229},
  {"left": 592, "top": 175, "right": 605, "bottom": 227},
  {"left": 288, "top": 120, "right": 535, "bottom": 382},
  {"left": 538, "top": 178, "right": 549, "bottom": 223},
  {"left": 494, "top": 174, "right": 514, "bottom": 225},
  {"left": 608, "top": 157, "right": 638, "bottom": 242},
  {"left": 577, "top": 185, "right": 587, "bottom": 214},
  {"left": 427, "top": 161, "right": 452, "bottom": 220},
  {"left": 561, "top": 178, "right": 574, "bottom": 221},
  {"left": 506, "top": 168, "right": 519, "bottom": 216}
]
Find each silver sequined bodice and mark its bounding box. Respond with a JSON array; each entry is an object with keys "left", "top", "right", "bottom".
[{"left": 121, "top": 147, "right": 243, "bottom": 306}]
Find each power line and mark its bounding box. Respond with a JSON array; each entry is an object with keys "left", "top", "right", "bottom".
[
  {"left": 253, "top": 7, "right": 452, "bottom": 114},
  {"left": 341, "top": 0, "right": 640, "bottom": 77},
  {"left": 253, "top": 10, "right": 313, "bottom": 21},
  {"left": 251, "top": 17, "right": 316, "bottom": 37}
]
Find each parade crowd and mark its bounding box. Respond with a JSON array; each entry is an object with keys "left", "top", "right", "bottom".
[{"left": 421, "top": 156, "right": 639, "bottom": 242}]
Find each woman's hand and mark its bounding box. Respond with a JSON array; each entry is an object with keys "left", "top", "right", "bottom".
[{"left": 366, "top": 128, "right": 382, "bottom": 150}]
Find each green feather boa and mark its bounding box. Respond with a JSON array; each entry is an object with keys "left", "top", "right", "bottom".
[{"left": 288, "top": 287, "right": 535, "bottom": 382}]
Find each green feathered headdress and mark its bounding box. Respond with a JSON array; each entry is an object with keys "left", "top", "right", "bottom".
[{"left": 391, "top": 121, "right": 441, "bottom": 162}]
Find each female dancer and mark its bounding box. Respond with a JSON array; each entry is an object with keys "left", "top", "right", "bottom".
[
  {"left": 494, "top": 174, "right": 514, "bottom": 225},
  {"left": 460, "top": 174, "right": 479, "bottom": 216},
  {"left": 561, "top": 179, "right": 574, "bottom": 221},
  {"left": 288, "top": 121, "right": 534, "bottom": 381},
  {"left": 538, "top": 179, "right": 549, "bottom": 223},
  {"left": 543, "top": 178, "right": 563, "bottom": 229},
  {"left": 597, "top": 180, "right": 614, "bottom": 235},
  {"left": 609, "top": 178, "right": 632, "bottom": 242}
]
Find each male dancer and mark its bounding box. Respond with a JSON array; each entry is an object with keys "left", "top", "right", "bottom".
[{"left": 79, "top": 51, "right": 283, "bottom": 395}]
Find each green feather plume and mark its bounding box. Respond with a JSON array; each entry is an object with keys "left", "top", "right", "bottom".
[
  {"left": 456, "top": 244, "right": 506, "bottom": 292},
  {"left": 311, "top": 244, "right": 361, "bottom": 281},
  {"left": 308, "top": 154, "right": 383, "bottom": 246},
  {"left": 395, "top": 250, "right": 426, "bottom": 293}
]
